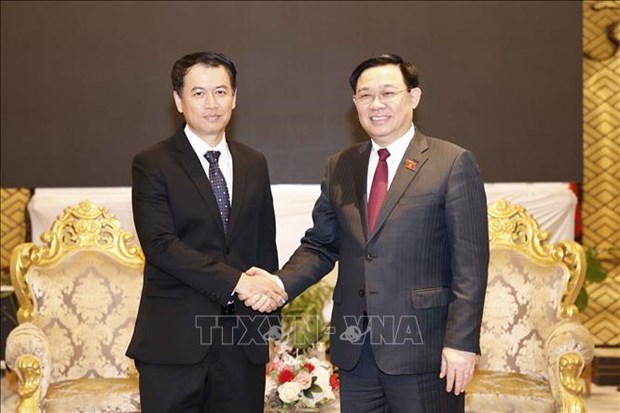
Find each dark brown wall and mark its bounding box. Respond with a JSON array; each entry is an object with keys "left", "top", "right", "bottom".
[{"left": 1, "top": 1, "right": 582, "bottom": 186}]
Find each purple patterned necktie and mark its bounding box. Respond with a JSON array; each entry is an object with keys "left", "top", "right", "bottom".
[
  {"left": 205, "top": 151, "right": 231, "bottom": 235},
  {"left": 367, "top": 148, "right": 390, "bottom": 233}
]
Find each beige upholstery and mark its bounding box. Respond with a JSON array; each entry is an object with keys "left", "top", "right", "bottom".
[
  {"left": 5, "top": 201, "right": 144, "bottom": 413},
  {"left": 465, "top": 200, "right": 594, "bottom": 413}
]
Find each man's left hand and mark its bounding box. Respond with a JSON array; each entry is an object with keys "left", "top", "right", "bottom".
[{"left": 439, "top": 347, "right": 477, "bottom": 395}]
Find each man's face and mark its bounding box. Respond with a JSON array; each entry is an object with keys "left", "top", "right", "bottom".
[
  {"left": 173, "top": 64, "right": 236, "bottom": 144},
  {"left": 353, "top": 64, "right": 421, "bottom": 147}
]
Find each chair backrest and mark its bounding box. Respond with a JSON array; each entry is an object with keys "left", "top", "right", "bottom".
[
  {"left": 11, "top": 200, "right": 144, "bottom": 382},
  {"left": 478, "top": 200, "right": 585, "bottom": 381}
]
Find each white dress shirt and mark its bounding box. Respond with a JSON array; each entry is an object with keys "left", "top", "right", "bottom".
[
  {"left": 367, "top": 123, "right": 416, "bottom": 201},
  {"left": 185, "top": 126, "right": 285, "bottom": 298},
  {"left": 185, "top": 126, "right": 234, "bottom": 204}
]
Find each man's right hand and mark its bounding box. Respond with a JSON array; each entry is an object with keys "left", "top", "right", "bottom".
[{"left": 235, "top": 272, "right": 287, "bottom": 313}]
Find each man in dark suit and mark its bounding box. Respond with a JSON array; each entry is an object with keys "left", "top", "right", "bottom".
[
  {"left": 246, "top": 54, "right": 489, "bottom": 412},
  {"left": 126, "top": 51, "right": 287, "bottom": 413}
]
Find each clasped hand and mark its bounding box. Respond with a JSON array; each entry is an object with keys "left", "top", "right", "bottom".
[{"left": 235, "top": 267, "right": 287, "bottom": 313}]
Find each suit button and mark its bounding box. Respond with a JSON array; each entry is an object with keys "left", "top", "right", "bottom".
[
  {"left": 365, "top": 253, "right": 373, "bottom": 261},
  {"left": 358, "top": 289, "right": 365, "bottom": 296}
]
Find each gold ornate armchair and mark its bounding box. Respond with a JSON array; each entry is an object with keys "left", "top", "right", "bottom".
[
  {"left": 5, "top": 201, "right": 144, "bottom": 413},
  {"left": 465, "top": 200, "right": 594, "bottom": 413}
]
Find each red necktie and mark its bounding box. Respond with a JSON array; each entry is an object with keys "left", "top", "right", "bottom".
[{"left": 367, "top": 148, "right": 390, "bottom": 232}]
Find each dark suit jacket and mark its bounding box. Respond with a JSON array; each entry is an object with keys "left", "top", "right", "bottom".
[
  {"left": 126, "top": 126, "right": 278, "bottom": 365},
  {"left": 278, "top": 130, "right": 489, "bottom": 374}
]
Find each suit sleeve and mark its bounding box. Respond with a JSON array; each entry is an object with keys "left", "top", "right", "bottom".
[
  {"left": 132, "top": 152, "right": 241, "bottom": 307},
  {"left": 278, "top": 160, "right": 340, "bottom": 300},
  {"left": 443, "top": 150, "right": 489, "bottom": 354},
  {"left": 256, "top": 155, "right": 279, "bottom": 273}
]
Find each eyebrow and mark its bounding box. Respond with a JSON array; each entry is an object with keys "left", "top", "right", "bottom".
[
  {"left": 357, "top": 84, "right": 400, "bottom": 92},
  {"left": 190, "top": 85, "right": 230, "bottom": 92}
]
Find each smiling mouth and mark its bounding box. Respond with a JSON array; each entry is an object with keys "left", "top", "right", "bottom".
[{"left": 369, "top": 116, "right": 390, "bottom": 122}]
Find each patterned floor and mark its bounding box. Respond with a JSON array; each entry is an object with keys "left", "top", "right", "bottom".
[{"left": 1, "top": 371, "right": 618, "bottom": 412}]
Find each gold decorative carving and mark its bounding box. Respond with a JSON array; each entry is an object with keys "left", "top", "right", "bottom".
[
  {"left": 470, "top": 200, "right": 592, "bottom": 413},
  {"left": 10, "top": 200, "right": 144, "bottom": 323},
  {"left": 488, "top": 200, "right": 586, "bottom": 319},
  {"left": 15, "top": 354, "right": 42, "bottom": 413},
  {"left": 558, "top": 353, "right": 586, "bottom": 413}
]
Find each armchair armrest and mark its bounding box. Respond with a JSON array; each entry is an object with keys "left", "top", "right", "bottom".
[
  {"left": 545, "top": 320, "right": 594, "bottom": 413},
  {"left": 5, "top": 322, "right": 52, "bottom": 413}
]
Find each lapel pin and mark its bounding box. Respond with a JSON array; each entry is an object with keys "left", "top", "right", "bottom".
[{"left": 404, "top": 159, "right": 417, "bottom": 171}]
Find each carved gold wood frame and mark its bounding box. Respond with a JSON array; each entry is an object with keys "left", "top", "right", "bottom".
[
  {"left": 488, "top": 199, "right": 590, "bottom": 413},
  {"left": 488, "top": 199, "right": 586, "bottom": 319},
  {"left": 10, "top": 200, "right": 144, "bottom": 324}
]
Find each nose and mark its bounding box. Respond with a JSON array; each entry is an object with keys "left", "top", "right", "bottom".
[
  {"left": 204, "top": 91, "right": 219, "bottom": 108},
  {"left": 368, "top": 93, "right": 386, "bottom": 109}
]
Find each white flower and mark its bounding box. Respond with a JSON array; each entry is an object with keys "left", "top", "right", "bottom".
[
  {"left": 294, "top": 370, "right": 313, "bottom": 390},
  {"left": 278, "top": 381, "right": 303, "bottom": 403},
  {"left": 307, "top": 358, "right": 334, "bottom": 398},
  {"left": 265, "top": 343, "right": 339, "bottom": 411}
]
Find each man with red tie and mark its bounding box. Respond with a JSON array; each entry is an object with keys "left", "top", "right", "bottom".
[{"left": 246, "top": 53, "right": 489, "bottom": 412}]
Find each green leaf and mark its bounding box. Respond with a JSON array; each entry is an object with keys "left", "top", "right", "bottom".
[
  {"left": 281, "top": 282, "right": 333, "bottom": 351},
  {"left": 0, "top": 291, "right": 14, "bottom": 299},
  {"left": 303, "top": 389, "right": 313, "bottom": 398},
  {"left": 309, "top": 384, "right": 322, "bottom": 393},
  {"left": 575, "top": 287, "right": 588, "bottom": 313},
  {"left": 586, "top": 250, "right": 607, "bottom": 283}
]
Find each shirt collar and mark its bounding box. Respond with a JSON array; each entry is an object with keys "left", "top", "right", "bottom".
[
  {"left": 184, "top": 125, "right": 229, "bottom": 156},
  {"left": 370, "top": 123, "right": 415, "bottom": 156}
]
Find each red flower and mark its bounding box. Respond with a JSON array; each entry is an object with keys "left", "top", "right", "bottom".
[
  {"left": 329, "top": 373, "right": 340, "bottom": 391},
  {"left": 302, "top": 362, "right": 315, "bottom": 373},
  {"left": 278, "top": 369, "right": 295, "bottom": 384}
]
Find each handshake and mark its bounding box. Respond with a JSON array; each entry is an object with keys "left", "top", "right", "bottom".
[{"left": 235, "top": 267, "right": 288, "bottom": 313}]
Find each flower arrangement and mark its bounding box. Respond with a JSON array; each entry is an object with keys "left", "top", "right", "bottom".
[{"left": 265, "top": 342, "right": 339, "bottom": 412}]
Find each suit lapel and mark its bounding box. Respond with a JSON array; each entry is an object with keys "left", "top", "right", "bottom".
[
  {"left": 369, "top": 131, "right": 430, "bottom": 241},
  {"left": 353, "top": 143, "right": 372, "bottom": 241},
  {"left": 173, "top": 129, "right": 226, "bottom": 237},
  {"left": 227, "top": 141, "right": 246, "bottom": 239}
]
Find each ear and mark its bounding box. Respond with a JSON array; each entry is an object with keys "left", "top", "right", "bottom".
[
  {"left": 352, "top": 95, "right": 360, "bottom": 111},
  {"left": 232, "top": 89, "right": 237, "bottom": 110},
  {"left": 173, "top": 90, "right": 183, "bottom": 113},
  {"left": 409, "top": 87, "right": 422, "bottom": 109}
]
